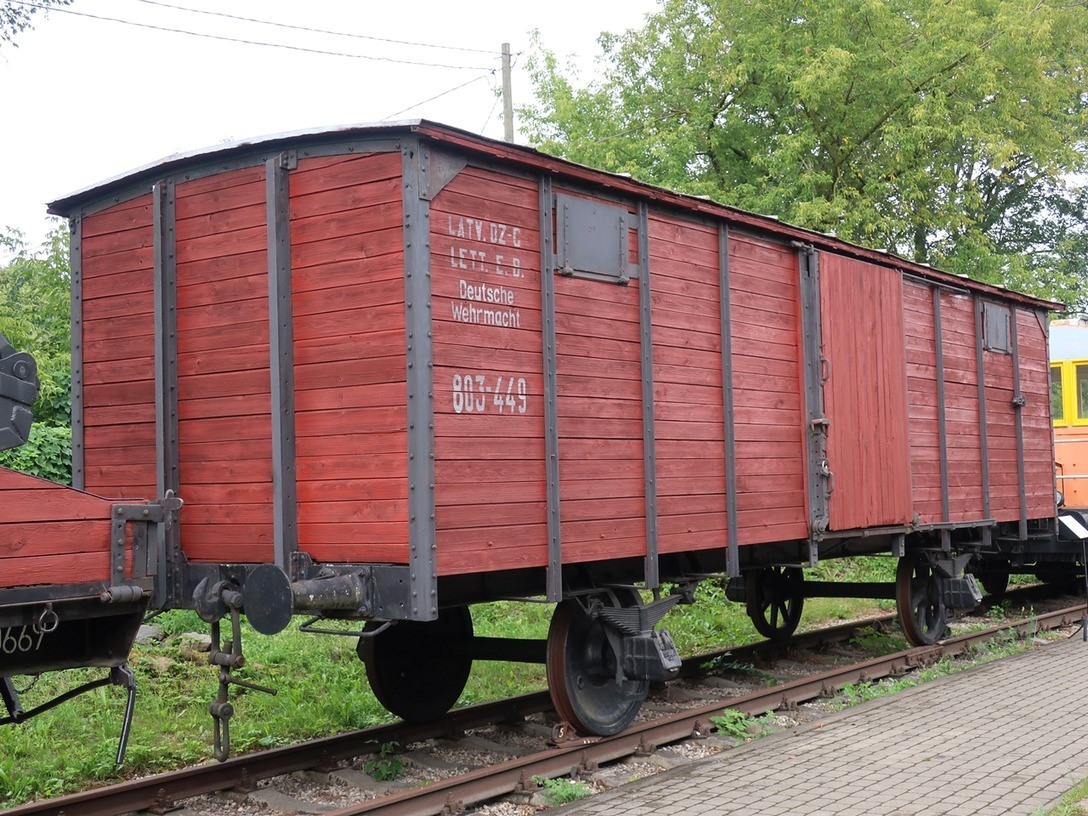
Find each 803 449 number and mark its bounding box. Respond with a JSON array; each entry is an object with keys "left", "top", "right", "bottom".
[{"left": 451, "top": 373, "right": 528, "bottom": 415}]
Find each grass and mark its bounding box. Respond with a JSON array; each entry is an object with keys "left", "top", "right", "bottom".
[
  {"left": 0, "top": 555, "right": 1025, "bottom": 806},
  {"left": 1036, "top": 777, "right": 1088, "bottom": 815},
  {"left": 534, "top": 775, "right": 595, "bottom": 806}
]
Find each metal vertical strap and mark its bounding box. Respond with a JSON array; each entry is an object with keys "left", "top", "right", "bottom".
[
  {"left": 266, "top": 152, "right": 298, "bottom": 574},
  {"left": 797, "top": 244, "right": 828, "bottom": 562},
  {"left": 402, "top": 140, "right": 438, "bottom": 621},
  {"left": 719, "top": 226, "right": 740, "bottom": 578},
  {"left": 539, "top": 176, "right": 563, "bottom": 602},
  {"left": 152, "top": 179, "right": 182, "bottom": 604},
  {"left": 973, "top": 295, "right": 992, "bottom": 547},
  {"left": 637, "top": 202, "right": 659, "bottom": 589},
  {"left": 69, "top": 215, "right": 85, "bottom": 490},
  {"left": 1010, "top": 304, "right": 1028, "bottom": 540},
  {"left": 933, "top": 288, "right": 951, "bottom": 550}
]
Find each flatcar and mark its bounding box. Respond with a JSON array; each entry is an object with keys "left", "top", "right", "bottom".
[{"left": 3, "top": 120, "right": 1084, "bottom": 756}]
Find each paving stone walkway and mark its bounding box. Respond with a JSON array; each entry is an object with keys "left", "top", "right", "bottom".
[{"left": 554, "top": 634, "right": 1088, "bottom": 816}]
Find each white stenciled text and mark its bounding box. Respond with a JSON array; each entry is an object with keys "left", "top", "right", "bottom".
[{"left": 451, "top": 373, "right": 529, "bottom": 415}]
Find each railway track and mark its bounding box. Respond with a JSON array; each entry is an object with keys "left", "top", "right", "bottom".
[{"left": 6, "top": 594, "right": 1084, "bottom": 816}]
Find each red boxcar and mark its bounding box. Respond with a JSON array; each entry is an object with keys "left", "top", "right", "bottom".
[{"left": 20, "top": 120, "right": 1070, "bottom": 739}]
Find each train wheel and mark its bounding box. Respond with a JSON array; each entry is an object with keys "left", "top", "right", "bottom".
[
  {"left": 746, "top": 566, "right": 805, "bottom": 641},
  {"left": 896, "top": 553, "right": 948, "bottom": 646},
  {"left": 547, "top": 591, "right": 648, "bottom": 736},
  {"left": 357, "top": 606, "right": 473, "bottom": 723}
]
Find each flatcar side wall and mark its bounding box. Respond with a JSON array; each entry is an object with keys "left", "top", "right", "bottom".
[
  {"left": 79, "top": 196, "right": 157, "bottom": 499},
  {"left": 174, "top": 167, "right": 274, "bottom": 562},
  {"left": 430, "top": 166, "right": 547, "bottom": 575},
  {"left": 290, "top": 152, "right": 410, "bottom": 565},
  {"left": 0, "top": 467, "right": 116, "bottom": 587}
]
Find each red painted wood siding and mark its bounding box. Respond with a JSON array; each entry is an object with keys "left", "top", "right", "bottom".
[
  {"left": 1014, "top": 309, "right": 1055, "bottom": 519},
  {"left": 291, "top": 153, "right": 410, "bottom": 565},
  {"left": 903, "top": 282, "right": 943, "bottom": 523},
  {"left": 554, "top": 269, "right": 646, "bottom": 564},
  {"left": 984, "top": 316, "right": 1019, "bottom": 520},
  {"left": 174, "top": 167, "right": 274, "bottom": 563},
  {"left": 81, "top": 196, "right": 157, "bottom": 500},
  {"left": 430, "top": 167, "right": 546, "bottom": 575},
  {"left": 727, "top": 234, "right": 808, "bottom": 544},
  {"left": 0, "top": 467, "right": 115, "bottom": 587},
  {"left": 648, "top": 214, "right": 727, "bottom": 553},
  {"left": 820, "top": 254, "right": 913, "bottom": 530},
  {"left": 936, "top": 292, "right": 986, "bottom": 520}
]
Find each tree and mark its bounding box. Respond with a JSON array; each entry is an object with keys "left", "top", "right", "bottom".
[
  {"left": 521, "top": 0, "right": 1088, "bottom": 307},
  {"left": 1, "top": 0, "right": 73, "bottom": 47},
  {"left": 0, "top": 225, "right": 72, "bottom": 482}
]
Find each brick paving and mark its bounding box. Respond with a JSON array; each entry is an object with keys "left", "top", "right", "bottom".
[{"left": 554, "top": 636, "right": 1088, "bottom": 816}]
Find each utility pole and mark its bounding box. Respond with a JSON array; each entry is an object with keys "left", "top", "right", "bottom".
[{"left": 502, "top": 42, "right": 514, "bottom": 143}]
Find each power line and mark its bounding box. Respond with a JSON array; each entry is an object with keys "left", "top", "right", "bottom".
[
  {"left": 378, "top": 73, "right": 489, "bottom": 121},
  {"left": 130, "top": 0, "right": 502, "bottom": 56},
  {"left": 7, "top": 0, "right": 496, "bottom": 70}
]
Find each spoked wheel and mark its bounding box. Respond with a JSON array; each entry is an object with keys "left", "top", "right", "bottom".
[
  {"left": 357, "top": 605, "right": 473, "bottom": 723},
  {"left": 547, "top": 590, "right": 648, "bottom": 736},
  {"left": 896, "top": 553, "right": 948, "bottom": 646},
  {"left": 746, "top": 566, "right": 805, "bottom": 641}
]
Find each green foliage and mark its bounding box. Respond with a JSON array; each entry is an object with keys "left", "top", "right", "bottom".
[
  {"left": 710, "top": 708, "right": 757, "bottom": 738},
  {"left": 534, "top": 776, "right": 594, "bottom": 806},
  {"left": 0, "top": 424, "right": 71, "bottom": 484},
  {"left": 0, "top": 225, "right": 72, "bottom": 427},
  {"left": 522, "top": 0, "right": 1088, "bottom": 306},
  {"left": 0, "top": 225, "right": 73, "bottom": 481},
  {"left": 364, "top": 741, "right": 404, "bottom": 781}
]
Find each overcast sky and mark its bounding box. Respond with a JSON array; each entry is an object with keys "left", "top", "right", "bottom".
[{"left": 0, "top": 0, "right": 658, "bottom": 260}]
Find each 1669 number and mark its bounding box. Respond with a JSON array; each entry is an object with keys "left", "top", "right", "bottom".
[{"left": 1, "top": 625, "right": 47, "bottom": 655}]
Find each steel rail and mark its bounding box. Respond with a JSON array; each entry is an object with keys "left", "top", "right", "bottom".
[
  {"left": 7, "top": 594, "right": 1080, "bottom": 816},
  {"left": 322, "top": 602, "right": 1088, "bottom": 816}
]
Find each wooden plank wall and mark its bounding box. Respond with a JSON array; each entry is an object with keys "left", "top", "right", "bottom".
[
  {"left": 430, "top": 167, "right": 547, "bottom": 574},
  {"left": 727, "top": 233, "right": 809, "bottom": 544},
  {"left": 903, "top": 282, "right": 943, "bottom": 523},
  {"left": 937, "top": 292, "right": 986, "bottom": 520},
  {"left": 648, "top": 214, "right": 727, "bottom": 554},
  {"left": 983, "top": 318, "right": 1019, "bottom": 520},
  {"left": 174, "top": 167, "right": 274, "bottom": 562},
  {"left": 820, "top": 254, "right": 913, "bottom": 530},
  {"left": 81, "top": 196, "right": 157, "bottom": 499},
  {"left": 0, "top": 467, "right": 115, "bottom": 587},
  {"left": 291, "top": 153, "right": 410, "bottom": 565},
  {"left": 553, "top": 272, "right": 646, "bottom": 563},
  {"left": 1016, "top": 309, "right": 1056, "bottom": 519}
]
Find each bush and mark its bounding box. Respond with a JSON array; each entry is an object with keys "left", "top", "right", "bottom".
[{"left": 0, "top": 424, "right": 71, "bottom": 484}]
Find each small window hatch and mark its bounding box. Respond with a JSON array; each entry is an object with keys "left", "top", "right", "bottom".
[
  {"left": 982, "top": 302, "right": 1011, "bottom": 354},
  {"left": 554, "top": 193, "right": 638, "bottom": 284}
]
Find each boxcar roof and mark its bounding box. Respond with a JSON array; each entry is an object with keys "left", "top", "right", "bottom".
[{"left": 47, "top": 118, "right": 1061, "bottom": 312}]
